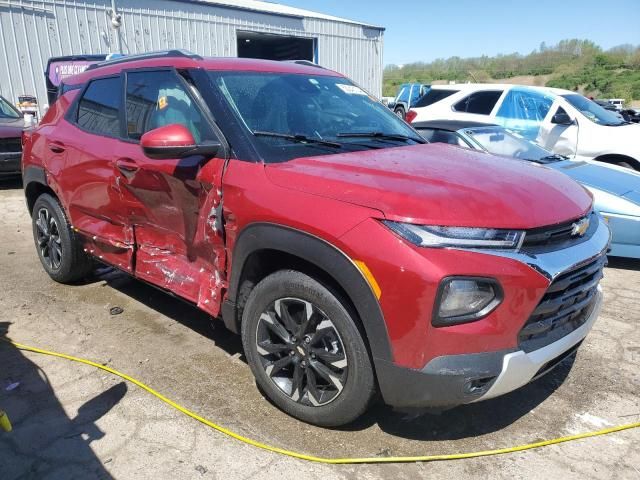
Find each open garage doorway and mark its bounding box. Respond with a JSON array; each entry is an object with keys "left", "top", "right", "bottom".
[{"left": 237, "top": 31, "right": 316, "bottom": 62}]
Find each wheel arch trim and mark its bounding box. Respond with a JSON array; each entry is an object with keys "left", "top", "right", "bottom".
[
  {"left": 23, "top": 165, "right": 51, "bottom": 215},
  {"left": 222, "top": 222, "right": 394, "bottom": 363},
  {"left": 594, "top": 153, "right": 640, "bottom": 170}
]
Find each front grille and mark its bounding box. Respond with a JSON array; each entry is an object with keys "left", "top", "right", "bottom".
[
  {"left": 518, "top": 254, "right": 605, "bottom": 352},
  {"left": 0, "top": 138, "right": 21, "bottom": 153},
  {"left": 522, "top": 212, "right": 593, "bottom": 251}
]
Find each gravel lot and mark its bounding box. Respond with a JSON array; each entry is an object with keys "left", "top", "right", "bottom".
[{"left": 1, "top": 178, "right": 639, "bottom": 480}]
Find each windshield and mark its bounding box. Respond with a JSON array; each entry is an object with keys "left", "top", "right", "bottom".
[
  {"left": 562, "top": 94, "right": 626, "bottom": 126},
  {"left": 208, "top": 72, "right": 423, "bottom": 162},
  {"left": 0, "top": 96, "right": 21, "bottom": 120},
  {"left": 465, "top": 126, "right": 559, "bottom": 163}
]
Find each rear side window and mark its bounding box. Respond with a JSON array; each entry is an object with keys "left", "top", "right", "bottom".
[
  {"left": 76, "top": 77, "right": 121, "bottom": 137},
  {"left": 453, "top": 91, "right": 503, "bottom": 115},
  {"left": 414, "top": 89, "right": 459, "bottom": 108}
]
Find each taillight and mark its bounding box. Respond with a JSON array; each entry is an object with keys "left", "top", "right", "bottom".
[
  {"left": 405, "top": 109, "right": 418, "bottom": 123},
  {"left": 21, "top": 130, "right": 27, "bottom": 147}
]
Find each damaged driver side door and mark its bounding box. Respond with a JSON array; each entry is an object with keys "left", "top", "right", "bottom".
[{"left": 113, "top": 69, "right": 227, "bottom": 316}]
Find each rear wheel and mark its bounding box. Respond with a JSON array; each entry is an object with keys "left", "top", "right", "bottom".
[
  {"left": 241, "top": 270, "right": 375, "bottom": 427},
  {"left": 32, "top": 194, "right": 92, "bottom": 283},
  {"left": 394, "top": 106, "right": 406, "bottom": 119}
]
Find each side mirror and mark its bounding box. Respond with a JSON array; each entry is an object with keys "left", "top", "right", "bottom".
[
  {"left": 140, "top": 124, "right": 220, "bottom": 160},
  {"left": 551, "top": 112, "right": 574, "bottom": 126}
]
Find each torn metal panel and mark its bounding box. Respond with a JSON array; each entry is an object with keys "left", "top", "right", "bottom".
[{"left": 74, "top": 223, "right": 134, "bottom": 272}]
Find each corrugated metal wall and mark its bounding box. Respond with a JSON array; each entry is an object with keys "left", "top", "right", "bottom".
[{"left": 0, "top": 0, "right": 383, "bottom": 113}]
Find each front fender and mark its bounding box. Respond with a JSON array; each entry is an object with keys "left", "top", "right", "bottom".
[{"left": 222, "top": 222, "right": 393, "bottom": 364}]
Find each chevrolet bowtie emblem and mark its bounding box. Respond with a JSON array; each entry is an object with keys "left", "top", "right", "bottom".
[{"left": 571, "top": 217, "right": 590, "bottom": 237}]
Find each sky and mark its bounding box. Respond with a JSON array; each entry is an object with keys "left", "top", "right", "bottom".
[{"left": 278, "top": 0, "right": 640, "bottom": 65}]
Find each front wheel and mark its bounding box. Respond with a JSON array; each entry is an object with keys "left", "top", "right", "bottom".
[
  {"left": 394, "top": 106, "right": 406, "bottom": 119},
  {"left": 241, "top": 270, "right": 375, "bottom": 427}
]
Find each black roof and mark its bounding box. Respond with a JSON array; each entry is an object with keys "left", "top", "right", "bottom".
[{"left": 412, "top": 120, "right": 498, "bottom": 132}]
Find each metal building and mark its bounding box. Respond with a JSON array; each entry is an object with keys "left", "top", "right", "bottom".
[{"left": 0, "top": 0, "right": 384, "bottom": 114}]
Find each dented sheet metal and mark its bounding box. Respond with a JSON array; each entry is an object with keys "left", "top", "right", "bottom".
[{"left": 123, "top": 158, "right": 228, "bottom": 317}]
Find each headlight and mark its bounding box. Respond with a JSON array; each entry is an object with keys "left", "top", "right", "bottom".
[
  {"left": 383, "top": 221, "right": 524, "bottom": 249},
  {"left": 433, "top": 277, "right": 502, "bottom": 327}
]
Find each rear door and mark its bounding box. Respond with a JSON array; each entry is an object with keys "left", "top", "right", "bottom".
[
  {"left": 113, "top": 69, "right": 227, "bottom": 314},
  {"left": 56, "top": 74, "right": 134, "bottom": 270}
]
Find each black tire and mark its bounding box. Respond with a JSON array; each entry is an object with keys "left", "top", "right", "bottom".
[
  {"left": 394, "top": 106, "right": 406, "bottom": 119},
  {"left": 32, "top": 193, "right": 93, "bottom": 283},
  {"left": 616, "top": 161, "right": 633, "bottom": 170},
  {"left": 241, "top": 270, "right": 375, "bottom": 427}
]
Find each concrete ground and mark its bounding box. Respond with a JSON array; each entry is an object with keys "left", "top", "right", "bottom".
[{"left": 0, "top": 178, "right": 639, "bottom": 480}]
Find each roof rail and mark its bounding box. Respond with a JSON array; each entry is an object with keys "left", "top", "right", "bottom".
[
  {"left": 87, "top": 50, "right": 202, "bottom": 70},
  {"left": 283, "top": 60, "right": 326, "bottom": 69}
]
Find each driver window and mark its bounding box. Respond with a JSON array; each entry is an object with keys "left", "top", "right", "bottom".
[
  {"left": 125, "top": 70, "right": 214, "bottom": 143},
  {"left": 495, "top": 88, "right": 553, "bottom": 140}
]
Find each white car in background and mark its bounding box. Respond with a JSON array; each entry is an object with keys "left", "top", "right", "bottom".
[{"left": 408, "top": 84, "right": 640, "bottom": 170}]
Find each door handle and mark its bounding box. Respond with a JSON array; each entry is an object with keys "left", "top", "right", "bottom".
[
  {"left": 48, "top": 142, "right": 65, "bottom": 154},
  {"left": 115, "top": 158, "right": 139, "bottom": 177}
]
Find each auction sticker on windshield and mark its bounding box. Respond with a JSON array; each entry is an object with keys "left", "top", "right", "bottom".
[{"left": 336, "top": 84, "right": 367, "bottom": 95}]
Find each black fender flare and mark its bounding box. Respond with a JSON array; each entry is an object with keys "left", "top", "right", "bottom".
[
  {"left": 23, "top": 165, "right": 47, "bottom": 186},
  {"left": 594, "top": 154, "right": 640, "bottom": 171},
  {"left": 23, "top": 165, "right": 49, "bottom": 214},
  {"left": 222, "top": 222, "right": 393, "bottom": 363}
]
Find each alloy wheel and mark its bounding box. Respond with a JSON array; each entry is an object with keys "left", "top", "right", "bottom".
[
  {"left": 35, "top": 207, "right": 62, "bottom": 270},
  {"left": 255, "top": 297, "right": 348, "bottom": 406}
]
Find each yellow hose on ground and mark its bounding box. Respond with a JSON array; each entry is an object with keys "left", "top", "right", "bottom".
[
  {"left": 0, "top": 409, "right": 12, "bottom": 432},
  {"left": 2, "top": 338, "right": 639, "bottom": 464}
]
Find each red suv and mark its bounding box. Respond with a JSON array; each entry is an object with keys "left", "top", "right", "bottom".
[{"left": 22, "top": 51, "right": 610, "bottom": 426}]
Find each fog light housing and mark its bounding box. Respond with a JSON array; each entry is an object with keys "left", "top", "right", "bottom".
[{"left": 433, "top": 277, "right": 502, "bottom": 327}]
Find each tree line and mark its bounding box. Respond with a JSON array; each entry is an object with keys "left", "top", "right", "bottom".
[{"left": 383, "top": 39, "right": 640, "bottom": 102}]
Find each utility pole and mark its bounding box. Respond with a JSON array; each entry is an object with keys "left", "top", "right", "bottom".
[{"left": 110, "top": 0, "right": 123, "bottom": 54}]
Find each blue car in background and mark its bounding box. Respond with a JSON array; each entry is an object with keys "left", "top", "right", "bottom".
[
  {"left": 414, "top": 120, "right": 640, "bottom": 258},
  {"left": 389, "top": 83, "right": 428, "bottom": 119}
]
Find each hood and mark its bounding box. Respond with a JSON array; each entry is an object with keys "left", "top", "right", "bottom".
[
  {"left": 551, "top": 160, "right": 640, "bottom": 196},
  {"left": 0, "top": 118, "right": 24, "bottom": 138},
  {"left": 584, "top": 121, "right": 640, "bottom": 154},
  {"left": 623, "top": 190, "right": 640, "bottom": 205},
  {"left": 266, "top": 144, "right": 592, "bottom": 229}
]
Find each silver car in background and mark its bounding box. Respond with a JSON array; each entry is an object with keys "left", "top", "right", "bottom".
[{"left": 414, "top": 120, "right": 640, "bottom": 259}]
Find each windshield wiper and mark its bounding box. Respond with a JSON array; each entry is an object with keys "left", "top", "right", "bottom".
[
  {"left": 253, "top": 131, "right": 343, "bottom": 148},
  {"left": 337, "top": 131, "right": 426, "bottom": 143}
]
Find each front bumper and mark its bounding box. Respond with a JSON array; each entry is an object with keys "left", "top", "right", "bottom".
[
  {"left": 602, "top": 212, "right": 640, "bottom": 259},
  {"left": 377, "top": 287, "right": 603, "bottom": 409},
  {"left": 0, "top": 152, "right": 21, "bottom": 176},
  {"left": 370, "top": 215, "right": 610, "bottom": 409},
  {"left": 475, "top": 286, "right": 602, "bottom": 402}
]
